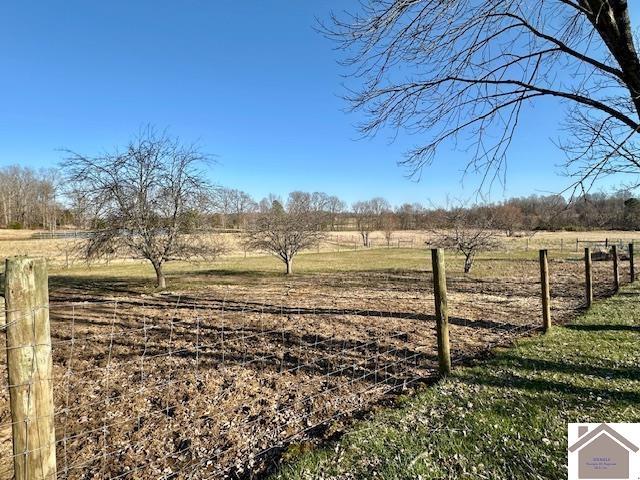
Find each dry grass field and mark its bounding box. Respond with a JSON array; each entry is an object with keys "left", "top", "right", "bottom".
[
  {"left": 2, "top": 228, "right": 637, "bottom": 266},
  {"left": 0, "top": 234, "right": 629, "bottom": 479}
]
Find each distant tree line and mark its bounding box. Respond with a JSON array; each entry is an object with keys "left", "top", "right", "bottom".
[
  {"left": 2, "top": 163, "right": 640, "bottom": 234},
  {"left": 205, "top": 190, "right": 640, "bottom": 236},
  {"left": 0, "top": 166, "right": 64, "bottom": 230}
]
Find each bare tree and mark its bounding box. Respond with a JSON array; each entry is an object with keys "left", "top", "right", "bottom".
[
  {"left": 326, "top": 1, "right": 640, "bottom": 192},
  {"left": 0, "top": 165, "right": 62, "bottom": 229},
  {"left": 430, "top": 207, "right": 499, "bottom": 273},
  {"left": 211, "top": 188, "right": 256, "bottom": 230},
  {"left": 61, "top": 128, "right": 221, "bottom": 288},
  {"left": 246, "top": 192, "right": 325, "bottom": 274},
  {"left": 353, "top": 197, "right": 391, "bottom": 246},
  {"left": 326, "top": 195, "right": 346, "bottom": 230},
  {"left": 352, "top": 201, "right": 374, "bottom": 246},
  {"left": 495, "top": 204, "right": 525, "bottom": 237},
  {"left": 381, "top": 211, "right": 398, "bottom": 246},
  {"left": 212, "top": 187, "right": 234, "bottom": 229}
]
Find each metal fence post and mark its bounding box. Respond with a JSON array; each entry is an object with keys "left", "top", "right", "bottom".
[
  {"left": 431, "top": 248, "right": 451, "bottom": 376},
  {"left": 4, "top": 257, "right": 57, "bottom": 480},
  {"left": 629, "top": 243, "right": 635, "bottom": 283},
  {"left": 539, "top": 250, "right": 551, "bottom": 332},
  {"left": 585, "top": 248, "right": 593, "bottom": 308},
  {"left": 612, "top": 245, "right": 619, "bottom": 292}
]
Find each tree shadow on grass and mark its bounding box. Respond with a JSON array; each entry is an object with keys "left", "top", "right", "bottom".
[
  {"left": 565, "top": 324, "right": 640, "bottom": 332},
  {"left": 491, "top": 352, "right": 640, "bottom": 382},
  {"left": 49, "top": 274, "right": 150, "bottom": 297},
  {"left": 460, "top": 369, "right": 640, "bottom": 404}
]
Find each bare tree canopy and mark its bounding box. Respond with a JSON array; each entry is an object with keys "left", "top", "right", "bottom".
[
  {"left": 211, "top": 187, "right": 257, "bottom": 229},
  {"left": 353, "top": 197, "right": 391, "bottom": 246},
  {"left": 326, "top": 1, "right": 640, "bottom": 192},
  {"left": 429, "top": 205, "right": 499, "bottom": 273},
  {"left": 246, "top": 192, "right": 325, "bottom": 274},
  {"left": 0, "top": 166, "right": 60, "bottom": 229},
  {"left": 61, "top": 128, "right": 221, "bottom": 288}
]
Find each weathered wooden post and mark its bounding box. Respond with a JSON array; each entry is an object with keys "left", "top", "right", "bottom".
[
  {"left": 629, "top": 243, "right": 635, "bottom": 283},
  {"left": 576, "top": 238, "right": 579, "bottom": 252},
  {"left": 612, "top": 245, "right": 619, "bottom": 291},
  {"left": 4, "top": 257, "right": 57, "bottom": 480},
  {"left": 0, "top": 294, "right": 5, "bottom": 328},
  {"left": 560, "top": 238, "right": 564, "bottom": 253},
  {"left": 585, "top": 248, "right": 593, "bottom": 308},
  {"left": 539, "top": 250, "right": 551, "bottom": 332},
  {"left": 431, "top": 248, "right": 451, "bottom": 376}
]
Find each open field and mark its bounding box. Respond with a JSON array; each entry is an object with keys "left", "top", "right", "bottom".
[
  {"left": 274, "top": 281, "right": 640, "bottom": 480},
  {"left": 0, "top": 245, "right": 628, "bottom": 479},
  {"left": 0, "top": 228, "right": 638, "bottom": 267}
]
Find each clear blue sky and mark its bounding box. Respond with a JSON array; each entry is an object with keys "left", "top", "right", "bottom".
[{"left": 1, "top": 1, "right": 638, "bottom": 206}]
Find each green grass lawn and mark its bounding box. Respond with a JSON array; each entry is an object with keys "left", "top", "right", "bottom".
[{"left": 271, "top": 283, "right": 640, "bottom": 480}]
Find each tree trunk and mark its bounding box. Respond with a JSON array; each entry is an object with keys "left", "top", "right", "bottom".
[
  {"left": 285, "top": 257, "right": 293, "bottom": 275},
  {"left": 463, "top": 254, "right": 474, "bottom": 273},
  {"left": 152, "top": 261, "right": 166, "bottom": 288},
  {"left": 594, "top": 1, "right": 640, "bottom": 114},
  {"left": 361, "top": 231, "right": 369, "bottom": 247},
  {"left": 1, "top": 195, "right": 8, "bottom": 227}
]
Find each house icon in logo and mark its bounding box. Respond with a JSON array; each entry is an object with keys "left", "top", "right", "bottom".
[{"left": 569, "top": 424, "right": 639, "bottom": 479}]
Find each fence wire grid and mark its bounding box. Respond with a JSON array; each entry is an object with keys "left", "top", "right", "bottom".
[{"left": 0, "top": 250, "right": 630, "bottom": 479}]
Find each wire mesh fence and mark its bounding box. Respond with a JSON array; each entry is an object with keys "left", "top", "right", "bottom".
[{"left": 0, "top": 248, "right": 632, "bottom": 479}]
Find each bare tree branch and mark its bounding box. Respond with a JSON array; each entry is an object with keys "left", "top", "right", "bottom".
[
  {"left": 324, "top": 0, "right": 640, "bottom": 191},
  {"left": 61, "top": 126, "right": 223, "bottom": 288}
]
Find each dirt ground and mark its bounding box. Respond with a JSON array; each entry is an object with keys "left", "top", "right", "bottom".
[{"left": 0, "top": 250, "right": 626, "bottom": 479}]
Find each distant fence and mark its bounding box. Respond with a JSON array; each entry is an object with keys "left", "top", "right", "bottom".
[
  {"left": 30, "top": 231, "right": 93, "bottom": 240},
  {"left": 575, "top": 238, "right": 638, "bottom": 251},
  {"left": 0, "top": 246, "right": 633, "bottom": 478}
]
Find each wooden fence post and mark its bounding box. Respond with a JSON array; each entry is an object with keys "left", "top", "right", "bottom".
[
  {"left": 431, "top": 249, "right": 451, "bottom": 376},
  {"left": 576, "top": 238, "right": 579, "bottom": 252},
  {"left": 585, "top": 248, "right": 593, "bottom": 308},
  {"left": 539, "top": 249, "right": 551, "bottom": 332},
  {"left": 612, "top": 245, "right": 619, "bottom": 292},
  {"left": 4, "top": 257, "right": 57, "bottom": 480},
  {"left": 0, "top": 293, "right": 4, "bottom": 328}
]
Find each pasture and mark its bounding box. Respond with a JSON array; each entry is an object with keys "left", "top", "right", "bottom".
[{"left": 0, "top": 231, "right": 630, "bottom": 478}]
